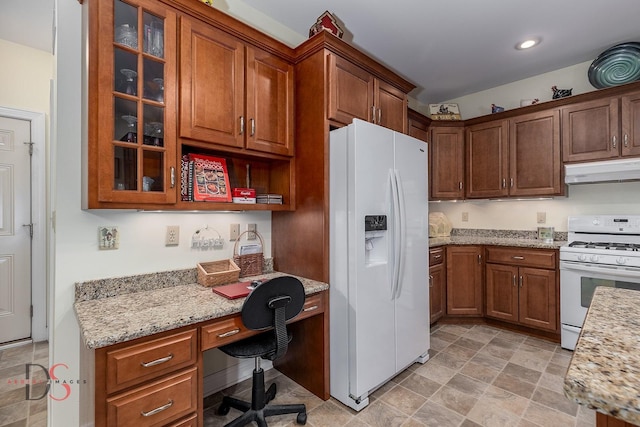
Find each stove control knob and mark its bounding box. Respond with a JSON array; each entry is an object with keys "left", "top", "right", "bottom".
[
  {"left": 616, "top": 257, "right": 627, "bottom": 265},
  {"left": 590, "top": 255, "right": 600, "bottom": 262},
  {"left": 592, "top": 219, "right": 600, "bottom": 225},
  {"left": 578, "top": 254, "right": 587, "bottom": 262}
]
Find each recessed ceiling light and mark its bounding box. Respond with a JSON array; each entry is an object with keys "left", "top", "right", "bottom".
[{"left": 516, "top": 38, "right": 541, "bottom": 50}]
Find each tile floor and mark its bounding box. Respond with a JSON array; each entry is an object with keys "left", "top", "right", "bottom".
[
  {"left": 205, "top": 324, "right": 595, "bottom": 427},
  {"left": 0, "top": 341, "right": 48, "bottom": 427}
]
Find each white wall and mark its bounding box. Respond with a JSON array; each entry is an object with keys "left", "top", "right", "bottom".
[{"left": 431, "top": 181, "right": 640, "bottom": 233}]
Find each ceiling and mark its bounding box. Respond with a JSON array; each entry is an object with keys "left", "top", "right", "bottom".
[
  {"left": 0, "top": 0, "right": 54, "bottom": 54},
  {"left": 4, "top": 0, "right": 640, "bottom": 104}
]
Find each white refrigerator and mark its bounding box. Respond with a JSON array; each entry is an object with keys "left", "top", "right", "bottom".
[{"left": 329, "top": 119, "right": 430, "bottom": 411}]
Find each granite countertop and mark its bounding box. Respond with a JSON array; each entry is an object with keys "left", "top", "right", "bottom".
[
  {"left": 429, "top": 235, "right": 566, "bottom": 250},
  {"left": 74, "top": 270, "right": 329, "bottom": 350},
  {"left": 564, "top": 287, "right": 640, "bottom": 425}
]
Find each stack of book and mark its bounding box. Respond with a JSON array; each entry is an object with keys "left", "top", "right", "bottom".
[{"left": 256, "top": 194, "right": 283, "bottom": 204}]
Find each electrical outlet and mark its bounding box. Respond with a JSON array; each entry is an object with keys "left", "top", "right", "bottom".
[
  {"left": 537, "top": 212, "right": 546, "bottom": 224},
  {"left": 462, "top": 212, "right": 469, "bottom": 222},
  {"left": 247, "top": 223, "right": 257, "bottom": 240},
  {"left": 165, "top": 225, "right": 180, "bottom": 246},
  {"left": 230, "top": 223, "right": 240, "bottom": 241}
]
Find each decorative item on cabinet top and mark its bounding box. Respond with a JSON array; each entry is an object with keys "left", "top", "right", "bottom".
[
  {"left": 309, "top": 11, "right": 344, "bottom": 39},
  {"left": 588, "top": 42, "right": 640, "bottom": 89},
  {"left": 551, "top": 85, "right": 572, "bottom": 99},
  {"left": 198, "top": 0, "right": 214, "bottom": 6},
  {"left": 491, "top": 104, "right": 505, "bottom": 113},
  {"left": 429, "top": 103, "right": 461, "bottom": 120}
]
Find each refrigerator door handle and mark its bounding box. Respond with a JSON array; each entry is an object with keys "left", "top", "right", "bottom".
[
  {"left": 393, "top": 169, "right": 406, "bottom": 299},
  {"left": 389, "top": 170, "right": 402, "bottom": 300}
]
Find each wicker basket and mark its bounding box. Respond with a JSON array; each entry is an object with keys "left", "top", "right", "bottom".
[
  {"left": 233, "top": 230, "right": 264, "bottom": 278},
  {"left": 197, "top": 259, "right": 240, "bottom": 287}
]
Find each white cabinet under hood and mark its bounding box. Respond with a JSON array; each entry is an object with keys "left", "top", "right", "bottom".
[{"left": 565, "top": 158, "right": 640, "bottom": 184}]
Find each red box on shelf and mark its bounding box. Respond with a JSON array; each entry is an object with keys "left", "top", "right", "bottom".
[{"left": 232, "top": 188, "right": 256, "bottom": 198}]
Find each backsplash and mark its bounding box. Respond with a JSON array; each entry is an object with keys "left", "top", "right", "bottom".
[
  {"left": 451, "top": 228, "right": 568, "bottom": 241},
  {"left": 75, "top": 258, "right": 274, "bottom": 302}
]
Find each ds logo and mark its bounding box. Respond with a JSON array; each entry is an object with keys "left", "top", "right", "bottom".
[{"left": 25, "top": 363, "right": 72, "bottom": 401}]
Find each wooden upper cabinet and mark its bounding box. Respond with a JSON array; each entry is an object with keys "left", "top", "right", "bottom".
[
  {"left": 509, "top": 109, "right": 562, "bottom": 196},
  {"left": 375, "top": 79, "right": 407, "bottom": 132},
  {"left": 466, "top": 120, "right": 509, "bottom": 198},
  {"left": 327, "top": 53, "right": 406, "bottom": 132},
  {"left": 179, "top": 18, "right": 244, "bottom": 148},
  {"left": 561, "top": 97, "right": 619, "bottom": 162},
  {"left": 408, "top": 109, "right": 430, "bottom": 142},
  {"left": 180, "top": 16, "right": 294, "bottom": 156},
  {"left": 327, "top": 54, "right": 373, "bottom": 125},
  {"left": 621, "top": 91, "right": 640, "bottom": 157},
  {"left": 245, "top": 48, "right": 294, "bottom": 156},
  {"left": 430, "top": 125, "right": 465, "bottom": 200}
]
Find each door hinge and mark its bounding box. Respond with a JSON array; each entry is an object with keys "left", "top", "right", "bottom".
[
  {"left": 22, "top": 223, "right": 34, "bottom": 238},
  {"left": 24, "top": 141, "right": 34, "bottom": 156},
  {"left": 30, "top": 305, "right": 34, "bottom": 318}
]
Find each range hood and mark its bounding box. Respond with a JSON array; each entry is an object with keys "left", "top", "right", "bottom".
[{"left": 565, "top": 158, "right": 640, "bottom": 184}]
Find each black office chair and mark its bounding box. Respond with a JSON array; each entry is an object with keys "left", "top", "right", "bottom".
[{"left": 216, "top": 276, "right": 307, "bottom": 427}]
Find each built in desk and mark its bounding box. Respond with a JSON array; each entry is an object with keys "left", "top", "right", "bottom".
[{"left": 75, "top": 270, "right": 329, "bottom": 427}]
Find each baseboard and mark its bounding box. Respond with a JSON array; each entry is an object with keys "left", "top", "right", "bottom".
[{"left": 203, "top": 358, "right": 274, "bottom": 397}]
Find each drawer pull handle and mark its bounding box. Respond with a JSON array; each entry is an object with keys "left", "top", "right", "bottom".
[
  {"left": 303, "top": 305, "right": 319, "bottom": 312},
  {"left": 218, "top": 328, "right": 240, "bottom": 338},
  {"left": 512, "top": 256, "right": 525, "bottom": 260},
  {"left": 433, "top": 255, "right": 442, "bottom": 259},
  {"left": 140, "top": 354, "right": 174, "bottom": 368},
  {"left": 141, "top": 399, "right": 173, "bottom": 417}
]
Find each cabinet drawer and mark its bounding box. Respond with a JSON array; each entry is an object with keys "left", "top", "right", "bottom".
[
  {"left": 297, "top": 293, "right": 325, "bottom": 321},
  {"left": 486, "top": 247, "right": 556, "bottom": 269},
  {"left": 167, "top": 414, "right": 197, "bottom": 427},
  {"left": 429, "top": 248, "right": 445, "bottom": 266},
  {"left": 201, "top": 316, "right": 256, "bottom": 351},
  {"left": 106, "top": 367, "right": 197, "bottom": 427},
  {"left": 106, "top": 329, "right": 197, "bottom": 393}
]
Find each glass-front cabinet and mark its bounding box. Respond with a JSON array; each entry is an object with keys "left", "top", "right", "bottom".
[{"left": 87, "top": 0, "right": 177, "bottom": 207}]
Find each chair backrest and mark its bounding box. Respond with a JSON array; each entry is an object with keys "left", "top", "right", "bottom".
[{"left": 241, "top": 276, "right": 305, "bottom": 360}]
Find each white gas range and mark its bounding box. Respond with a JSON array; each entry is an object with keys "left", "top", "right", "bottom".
[{"left": 560, "top": 215, "right": 640, "bottom": 350}]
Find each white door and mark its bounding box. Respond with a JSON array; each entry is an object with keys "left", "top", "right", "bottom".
[
  {"left": 0, "top": 116, "right": 32, "bottom": 343},
  {"left": 348, "top": 120, "right": 397, "bottom": 397},
  {"left": 393, "top": 132, "right": 430, "bottom": 370}
]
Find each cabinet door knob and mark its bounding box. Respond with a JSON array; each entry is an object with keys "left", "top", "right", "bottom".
[
  {"left": 250, "top": 118, "right": 256, "bottom": 136},
  {"left": 377, "top": 108, "right": 381, "bottom": 124},
  {"left": 612, "top": 135, "right": 617, "bottom": 149},
  {"left": 519, "top": 275, "right": 523, "bottom": 287},
  {"left": 371, "top": 106, "right": 376, "bottom": 124},
  {"left": 459, "top": 181, "right": 463, "bottom": 190},
  {"left": 170, "top": 167, "right": 175, "bottom": 188},
  {"left": 502, "top": 178, "right": 506, "bottom": 189},
  {"left": 477, "top": 254, "right": 482, "bottom": 264},
  {"left": 513, "top": 275, "right": 517, "bottom": 287},
  {"left": 429, "top": 275, "right": 433, "bottom": 287},
  {"left": 239, "top": 116, "right": 245, "bottom": 135},
  {"left": 510, "top": 178, "right": 514, "bottom": 188},
  {"left": 624, "top": 134, "right": 629, "bottom": 147}
]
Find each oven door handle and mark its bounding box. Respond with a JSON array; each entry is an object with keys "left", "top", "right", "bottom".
[{"left": 561, "top": 261, "right": 640, "bottom": 279}]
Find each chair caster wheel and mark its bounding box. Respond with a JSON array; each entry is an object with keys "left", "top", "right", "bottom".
[
  {"left": 217, "top": 404, "right": 230, "bottom": 416},
  {"left": 266, "top": 383, "right": 277, "bottom": 403},
  {"left": 296, "top": 412, "right": 307, "bottom": 425}
]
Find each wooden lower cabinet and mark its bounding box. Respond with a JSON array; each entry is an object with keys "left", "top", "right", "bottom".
[
  {"left": 95, "top": 327, "right": 199, "bottom": 427},
  {"left": 485, "top": 247, "right": 558, "bottom": 333},
  {"left": 446, "top": 246, "right": 483, "bottom": 316},
  {"left": 596, "top": 412, "right": 640, "bottom": 427},
  {"left": 429, "top": 247, "right": 446, "bottom": 323}
]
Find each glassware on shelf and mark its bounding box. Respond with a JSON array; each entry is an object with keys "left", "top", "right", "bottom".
[
  {"left": 153, "top": 78, "right": 164, "bottom": 102},
  {"left": 144, "top": 121, "right": 163, "bottom": 146},
  {"left": 121, "top": 115, "right": 138, "bottom": 142},
  {"left": 144, "top": 20, "right": 164, "bottom": 58},
  {"left": 120, "top": 68, "right": 137, "bottom": 95},
  {"left": 115, "top": 24, "right": 138, "bottom": 49}
]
